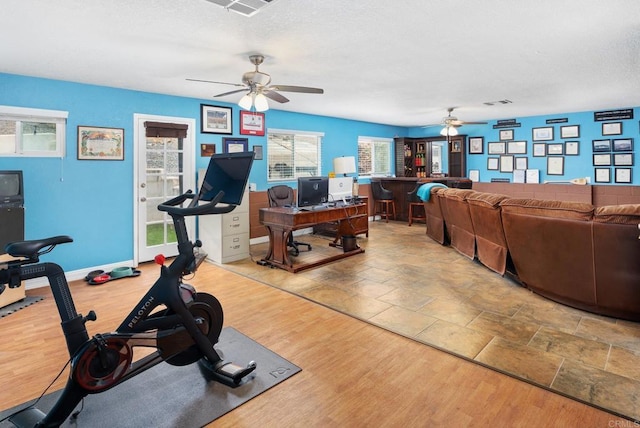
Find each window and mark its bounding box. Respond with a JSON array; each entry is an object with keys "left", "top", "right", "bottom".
[
  {"left": 0, "top": 106, "right": 67, "bottom": 157},
  {"left": 267, "top": 129, "right": 323, "bottom": 180},
  {"left": 357, "top": 136, "right": 392, "bottom": 176}
]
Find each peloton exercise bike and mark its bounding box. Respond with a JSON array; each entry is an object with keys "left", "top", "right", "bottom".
[{"left": 0, "top": 152, "right": 257, "bottom": 427}]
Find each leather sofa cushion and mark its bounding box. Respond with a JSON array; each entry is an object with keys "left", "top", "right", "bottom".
[
  {"left": 594, "top": 204, "right": 640, "bottom": 224},
  {"left": 500, "top": 198, "right": 594, "bottom": 221}
]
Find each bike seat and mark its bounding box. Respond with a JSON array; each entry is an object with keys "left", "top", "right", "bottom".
[{"left": 5, "top": 235, "right": 73, "bottom": 258}]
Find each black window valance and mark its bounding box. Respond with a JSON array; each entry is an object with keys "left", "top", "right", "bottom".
[{"left": 144, "top": 121, "right": 188, "bottom": 138}]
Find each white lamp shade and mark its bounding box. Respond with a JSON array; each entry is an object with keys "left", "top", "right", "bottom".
[
  {"left": 238, "top": 93, "right": 253, "bottom": 110},
  {"left": 333, "top": 156, "right": 356, "bottom": 175},
  {"left": 254, "top": 93, "right": 269, "bottom": 111},
  {"left": 440, "top": 126, "right": 459, "bottom": 136}
]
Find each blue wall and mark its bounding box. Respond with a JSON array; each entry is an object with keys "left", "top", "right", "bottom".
[
  {"left": 0, "top": 73, "right": 404, "bottom": 271},
  {"left": 409, "top": 109, "right": 640, "bottom": 184}
]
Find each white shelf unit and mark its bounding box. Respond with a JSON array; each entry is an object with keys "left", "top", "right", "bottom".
[{"left": 198, "top": 169, "right": 250, "bottom": 264}]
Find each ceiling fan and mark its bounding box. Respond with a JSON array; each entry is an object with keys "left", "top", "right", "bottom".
[
  {"left": 429, "top": 108, "right": 488, "bottom": 136},
  {"left": 186, "top": 54, "right": 324, "bottom": 111}
]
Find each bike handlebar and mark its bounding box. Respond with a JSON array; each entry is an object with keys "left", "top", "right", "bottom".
[{"left": 157, "top": 190, "right": 236, "bottom": 217}]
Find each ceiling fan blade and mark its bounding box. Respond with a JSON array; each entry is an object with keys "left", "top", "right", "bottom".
[
  {"left": 186, "top": 78, "right": 245, "bottom": 88},
  {"left": 214, "top": 88, "right": 248, "bottom": 97},
  {"left": 268, "top": 85, "right": 324, "bottom": 94},
  {"left": 263, "top": 90, "right": 289, "bottom": 103}
]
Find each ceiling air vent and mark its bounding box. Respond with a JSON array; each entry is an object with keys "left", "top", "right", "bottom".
[
  {"left": 483, "top": 99, "right": 513, "bottom": 106},
  {"left": 205, "top": 0, "right": 278, "bottom": 17}
]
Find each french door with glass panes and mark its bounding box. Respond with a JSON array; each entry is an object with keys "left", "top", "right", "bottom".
[{"left": 134, "top": 114, "right": 195, "bottom": 263}]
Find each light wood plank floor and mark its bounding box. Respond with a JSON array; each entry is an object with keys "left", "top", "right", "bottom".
[{"left": 0, "top": 259, "right": 625, "bottom": 426}]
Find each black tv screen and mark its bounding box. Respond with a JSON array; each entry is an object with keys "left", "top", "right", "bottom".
[
  {"left": 0, "top": 170, "right": 23, "bottom": 204},
  {"left": 198, "top": 152, "right": 254, "bottom": 205},
  {"left": 297, "top": 176, "right": 329, "bottom": 207}
]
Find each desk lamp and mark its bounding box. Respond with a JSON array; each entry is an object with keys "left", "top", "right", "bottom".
[{"left": 333, "top": 156, "right": 358, "bottom": 200}]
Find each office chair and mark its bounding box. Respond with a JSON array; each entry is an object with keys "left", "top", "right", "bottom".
[
  {"left": 267, "top": 185, "right": 312, "bottom": 256},
  {"left": 371, "top": 181, "right": 396, "bottom": 222}
]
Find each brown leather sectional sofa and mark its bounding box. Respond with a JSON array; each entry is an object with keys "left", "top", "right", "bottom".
[{"left": 424, "top": 187, "right": 640, "bottom": 321}]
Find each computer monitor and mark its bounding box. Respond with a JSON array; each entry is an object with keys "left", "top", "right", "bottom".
[
  {"left": 328, "top": 177, "right": 353, "bottom": 201},
  {"left": 198, "top": 152, "right": 254, "bottom": 205},
  {"left": 297, "top": 176, "right": 329, "bottom": 208}
]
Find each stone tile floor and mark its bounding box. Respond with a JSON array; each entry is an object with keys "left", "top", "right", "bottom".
[{"left": 217, "top": 220, "right": 640, "bottom": 420}]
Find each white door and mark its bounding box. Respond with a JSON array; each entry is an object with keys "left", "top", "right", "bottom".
[{"left": 134, "top": 114, "right": 196, "bottom": 263}]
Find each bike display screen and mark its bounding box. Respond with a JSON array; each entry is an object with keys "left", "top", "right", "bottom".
[{"left": 198, "top": 152, "right": 254, "bottom": 205}]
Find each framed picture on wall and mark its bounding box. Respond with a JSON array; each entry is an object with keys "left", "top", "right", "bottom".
[
  {"left": 488, "top": 142, "right": 506, "bottom": 154},
  {"left": 613, "top": 153, "right": 634, "bottom": 166},
  {"left": 240, "top": 111, "right": 265, "bottom": 136},
  {"left": 602, "top": 122, "right": 622, "bottom": 136},
  {"left": 532, "top": 126, "right": 554, "bottom": 141},
  {"left": 547, "top": 156, "right": 564, "bottom": 175},
  {"left": 499, "top": 155, "right": 514, "bottom": 173},
  {"left": 77, "top": 126, "right": 124, "bottom": 160},
  {"left": 612, "top": 138, "right": 633, "bottom": 152},
  {"left": 615, "top": 167, "right": 632, "bottom": 183},
  {"left": 592, "top": 139, "right": 612, "bottom": 152},
  {"left": 223, "top": 137, "right": 248, "bottom": 153},
  {"left": 515, "top": 157, "right": 528, "bottom": 170},
  {"left": 593, "top": 153, "right": 612, "bottom": 166},
  {"left": 546, "top": 143, "right": 564, "bottom": 155},
  {"left": 560, "top": 125, "right": 580, "bottom": 139},
  {"left": 201, "top": 104, "right": 232, "bottom": 134},
  {"left": 565, "top": 141, "right": 580, "bottom": 155},
  {"left": 533, "top": 143, "right": 546, "bottom": 157},
  {"left": 487, "top": 157, "right": 499, "bottom": 170},
  {"left": 469, "top": 137, "right": 484, "bottom": 154},
  {"left": 594, "top": 168, "right": 611, "bottom": 183},
  {"left": 507, "top": 141, "right": 527, "bottom": 154},
  {"left": 499, "top": 129, "right": 514, "bottom": 141}
]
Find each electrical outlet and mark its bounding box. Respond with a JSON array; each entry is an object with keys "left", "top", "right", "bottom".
[{"left": 249, "top": 183, "right": 257, "bottom": 191}]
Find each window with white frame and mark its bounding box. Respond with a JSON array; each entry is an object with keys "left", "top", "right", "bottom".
[
  {"left": 357, "top": 136, "right": 392, "bottom": 176},
  {"left": 267, "top": 129, "right": 323, "bottom": 180},
  {"left": 0, "top": 106, "right": 67, "bottom": 157}
]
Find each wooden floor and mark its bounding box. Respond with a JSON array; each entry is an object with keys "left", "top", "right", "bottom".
[{"left": 0, "top": 261, "right": 625, "bottom": 426}]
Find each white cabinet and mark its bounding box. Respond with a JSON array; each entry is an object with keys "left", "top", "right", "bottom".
[{"left": 198, "top": 180, "right": 250, "bottom": 264}]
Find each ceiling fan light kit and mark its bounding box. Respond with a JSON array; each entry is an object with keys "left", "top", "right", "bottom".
[{"left": 188, "top": 54, "right": 323, "bottom": 113}]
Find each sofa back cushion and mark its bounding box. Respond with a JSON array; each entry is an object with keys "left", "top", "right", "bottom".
[{"left": 467, "top": 193, "right": 510, "bottom": 275}]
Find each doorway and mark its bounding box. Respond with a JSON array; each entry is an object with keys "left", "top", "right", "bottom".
[{"left": 134, "top": 114, "right": 196, "bottom": 263}]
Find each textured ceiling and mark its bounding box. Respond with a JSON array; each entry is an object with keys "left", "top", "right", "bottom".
[{"left": 2, "top": 0, "right": 639, "bottom": 127}]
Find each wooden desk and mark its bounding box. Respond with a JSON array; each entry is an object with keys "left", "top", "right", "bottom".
[
  {"left": 0, "top": 253, "right": 25, "bottom": 308},
  {"left": 259, "top": 203, "right": 367, "bottom": 272}
]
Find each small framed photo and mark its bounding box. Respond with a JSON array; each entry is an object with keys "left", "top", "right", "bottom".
[
  {"left": 560, "top": 125, "right": 580, "bottom": 139},
  {"left": 240, "top": 111, "right": 265, "bottom": 136},
  {"left": 201, "top": 104, "right": 232, "bottom": 134},
  {"left": 547, "top": 156, "right": 564, "bottom": 175},
  {"left": 592, "top": 139, "right": 611, "bottom": 152},
  {"left": 488, "top": 141, "right": 506, "bottom": 155},
  {"left": 499, "top": 129, "right": 514, "bottom": 141},
  {"left": 613, "top": 153, "right": 634, "bottom": 166},
  {"left": 469, "top": 137, "right": 484, "bottom": 154},
  {"left": 615, "top": 168, "right": 632, "bottom": 184},
  {"left": 612, "top": 138, "right": 633, "bottom": 152},
  {"left": 593, "top": 153, "right": 612, "bottom": 166},
  {"left": 594, "top": 168, "right": 611, "bottom": 183},
  {"left": 78, "top": 126, "right": 124, "bottom": 160},
  {"left": 565, "top": 141, "right": 580, "bottom": 156},
  {"left": 532, "top": 126, "right": 554, "bottom": 141},
  {"left": 515, "top": 157, "right": 528, "bottom": 170},
  {"left": 602, "top": 122, "right": 622, "bottom": 136},
  {"left": 500, "top": 155, "right": 514, "bottom": 173},
  {"left": 533, "top": 143, "right": 547, "bottom": 157},
  {"left": 200, "top": 143, "right": 216, "bottom": 157},
  {"left": 451, "top": 140, "right": 461, "bottom": 153},
  {"left": 507, "top": 141, "right": 527, "bottom": 154},
  {"left": 223, "top": 137, "right": 248, "bottom": 153},
  {"left": 468, "top": 169, "right": 480, "bottom": 182},
  {"left": 546, "top": 143, "right": 564, "bottom": 155},
  {"left": 253, "top": 144, "right": 263, "bottom": 160},
  {"left": 487, "top": 157, "right": 499, "bottom": 170}
]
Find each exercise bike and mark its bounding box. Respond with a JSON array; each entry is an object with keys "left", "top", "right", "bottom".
[{"left": 0, "top": 154, "right": 257, "bottom": 427}]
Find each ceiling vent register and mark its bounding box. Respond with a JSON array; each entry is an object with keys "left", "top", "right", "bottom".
[{"left": 205, "top": 0, "right": 277, "bottom": 17}]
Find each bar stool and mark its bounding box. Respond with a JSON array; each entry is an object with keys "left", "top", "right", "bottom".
[
  {"left": 371, "top": 181, "right": 396, "bottom": 222},
  {"left": 407, "top": 184, "right": 426, "bottom": 226}
]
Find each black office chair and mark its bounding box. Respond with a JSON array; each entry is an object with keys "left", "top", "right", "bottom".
[
  {"left": 267, "top": 185, "right": 312, "bottom": 256},
  {"left": 371, "top": 181, "right": 396, "bottom": 222}
]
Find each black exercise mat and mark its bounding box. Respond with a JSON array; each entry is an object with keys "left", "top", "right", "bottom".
[
  {"left": 0, "top": 327, "right": 300, "bottom": 427},
  {"left": 0, "top": 296, "right": 43, "bottom": 318}
]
